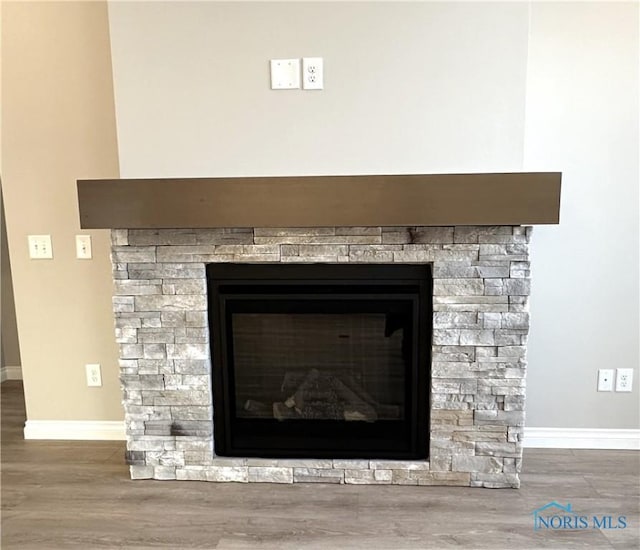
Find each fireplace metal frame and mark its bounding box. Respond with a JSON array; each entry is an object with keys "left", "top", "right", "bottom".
[{"left": 207, "top": 263, "right": 432, "bottom": 460}]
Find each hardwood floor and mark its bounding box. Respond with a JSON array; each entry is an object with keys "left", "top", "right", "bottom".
[{"left": 1, "top": 380, "right": 638, "bottom": 549}]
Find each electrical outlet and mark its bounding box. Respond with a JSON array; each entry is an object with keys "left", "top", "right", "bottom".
[
  {"left": 76, "top": 235, "right": 92, "bottom": 259},
  {"left": 302, "top": 57, "right": 323, "bottom": 90},
  {"left": 597, "top": 369, "right": 614, "bottom": 392},
  {"left": 85, "top": 364, "right": 102, "bottom": 387},
  {"left": 615, "top": 368, "right": 633, "bottom": 392},
  {"left": 28, "top": 235, "right": 53, "bottom": 259}
]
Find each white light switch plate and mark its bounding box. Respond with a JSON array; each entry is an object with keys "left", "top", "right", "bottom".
[
  {"left": 270, "top": 59, "right": 300, "bottom": 89},
  {"left": 28, "top": 235, "right": 53, "bottom": 259},
  {"left": 76, "top": 235, "right": 92, "bottom": 259}
]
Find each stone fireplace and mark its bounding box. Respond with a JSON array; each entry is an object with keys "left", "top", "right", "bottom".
[
  {"left": 112, "top": 225, "right": 532, "bottom": 488},
  {"left": 77, "top": 172, "right": 559, "bottom": 487}
]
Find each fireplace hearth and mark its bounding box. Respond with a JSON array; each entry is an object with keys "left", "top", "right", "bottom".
[{"left": 207, "top": 264, "right": 431, "bottom": 459}]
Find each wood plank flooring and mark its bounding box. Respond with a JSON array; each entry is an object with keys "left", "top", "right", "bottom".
[{"left": 1, "top": 381, "right": 638, "bottom": 549}]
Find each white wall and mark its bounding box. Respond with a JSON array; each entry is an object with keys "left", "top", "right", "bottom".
[
  {"left": 524, "top": 2, "right": 639, "bottom": 428},
  {"left": 108, "top": 1, "right": 639, "bottom": 429},
  {"left": 108, "top": 2, "right": 528, "bottom": 177}
]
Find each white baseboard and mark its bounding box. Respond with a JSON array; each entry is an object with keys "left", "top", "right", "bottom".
[
  {"left": 24, "top": 420, "right": 126, "bottom": 441},
  {"left": 524, "top": 427, "right": 640, "bottom": 450},
  {"left": 19, "top": 422, "right": 640, "bottom": 448},
  {"left": 1, "top": 365, "right": 23, "bottom": 382}
]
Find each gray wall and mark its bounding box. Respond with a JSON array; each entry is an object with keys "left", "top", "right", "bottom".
[
  {"left": 108, "top": 2, "right": 529, "bottom": 177},
  {"left": 107, "top": 1, "right": 639, "bottom": 429},
  {"left": 524, "top": 2, "right": 639, "bottom": 427}
]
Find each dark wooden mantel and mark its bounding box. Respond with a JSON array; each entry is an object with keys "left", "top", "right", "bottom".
[{"left": 77, "top": 173, "right": 561, "bottom": 229}]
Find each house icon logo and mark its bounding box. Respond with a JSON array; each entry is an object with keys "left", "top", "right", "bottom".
[{"left": 532, "top": 501, "right": 586, "bottom": 530}]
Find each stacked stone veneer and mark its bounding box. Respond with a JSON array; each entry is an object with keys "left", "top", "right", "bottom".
[{"left": 112, "top": 226, "right": 531, "bottom": 488}]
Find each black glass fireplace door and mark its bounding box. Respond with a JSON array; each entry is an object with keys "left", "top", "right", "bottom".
[{"left": 208, "top": 264, "right": 430, "bottom": 459}]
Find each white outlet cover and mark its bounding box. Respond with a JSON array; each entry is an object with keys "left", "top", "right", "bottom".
[
  {"left": 615, "top": 368, "right": 633, "bottom": 392},
  {"left": 302, "top": 57, "right": 323, "bottom": 90},
  {"left": 270, "top": 59, "right": 300, "bottom": 89},
  {"left": 85, "top": 364, "right": 102, "bottom": 387},
  {"left": 597, "top": 369, "right": 614, "bottom": 392}
]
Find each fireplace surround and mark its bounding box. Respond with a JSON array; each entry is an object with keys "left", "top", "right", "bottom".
[
  {"left": 79, "top": 172, "right": 560, "bottom": 488},
  {"left": 111, "top": 224, "right": 533, "bottom": 488}
]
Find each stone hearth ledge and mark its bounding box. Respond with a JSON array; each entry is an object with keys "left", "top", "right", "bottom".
[{"left": 113, "top": 225, "right": 531, "bottom": 488}]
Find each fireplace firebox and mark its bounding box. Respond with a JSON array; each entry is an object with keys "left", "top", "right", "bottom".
[{"left": 207, "top": 264, "right": 431, "bottom": 459}]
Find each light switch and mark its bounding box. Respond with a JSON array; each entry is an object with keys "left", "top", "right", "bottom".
[
  {"left": 270, "top": 59, "right": 300, "bottom": 89},
  {"left": 28, "top": 235, "right": 53, "bottom": 259},
  {"left": 76, "top": 235, "right": 92, "bottom": 259}
]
